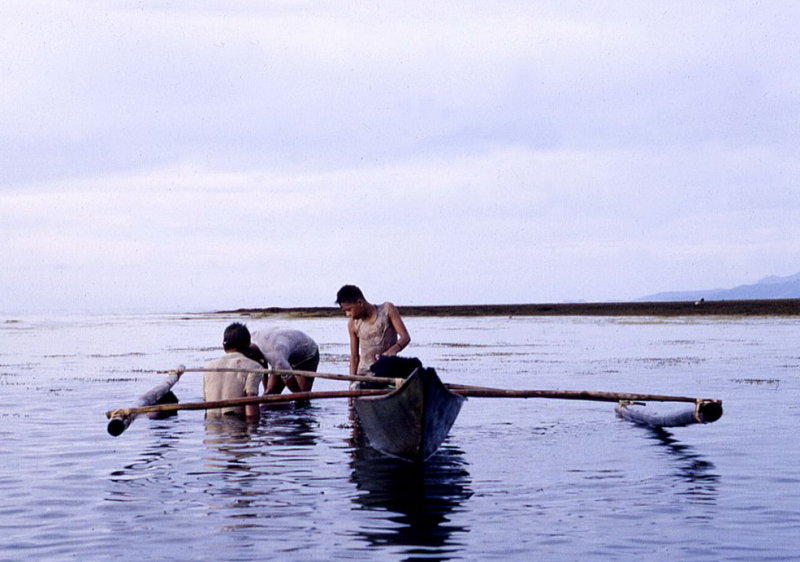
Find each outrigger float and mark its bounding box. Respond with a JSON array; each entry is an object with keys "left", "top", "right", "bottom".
[{"left": 106, "top": 360, "right": 723, "bottom": 462}]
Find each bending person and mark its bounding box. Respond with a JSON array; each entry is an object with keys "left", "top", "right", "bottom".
[{"left": 250, "top": 328, "right": 320, "bottom": 394}]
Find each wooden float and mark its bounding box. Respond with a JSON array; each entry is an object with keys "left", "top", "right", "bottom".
[
  {"left": 615, "top": 399, "right": 723, "bottom": 428},
  {"left": 106, "top": 367, "right": 184, "bottom": 436},
  {"left": 353, "top": 367, "right": 466, "bottom": 462}
]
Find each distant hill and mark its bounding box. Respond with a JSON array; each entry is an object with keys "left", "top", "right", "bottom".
[{"left": 639, "top": 272, "right": 800, "bottom": 302}]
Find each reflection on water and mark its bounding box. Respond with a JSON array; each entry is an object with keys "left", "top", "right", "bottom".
[
  {"left": 349, "top": 442, "right": 473, "bottom": 558},
  {"left": 202, "top": 416, "right": 262, "bottom": 472},
  {"left": 106, "top": 404, "right": 322, "bottom": 505},
  {"left": 201, "top": 405, "right": 320, "bottom": 468},
  {"left": 648, "top": 427, "right": 719, "bottom": 506},
  {"left": 107, "top": 424, "right": 185, "bottom": 491},
  {"left": 256, "top": 404, "right": 321, "bottom": 448},
  {"left": 200, "top": 416, "right": 269, "bottom": 530}
]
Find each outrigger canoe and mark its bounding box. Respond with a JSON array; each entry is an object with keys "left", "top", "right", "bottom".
[
  {"left": 353, "top": 366, "right": 466, "bottom": 462},
  {"left": 107, "top": 362, "right": 722, "bottom": 462}
]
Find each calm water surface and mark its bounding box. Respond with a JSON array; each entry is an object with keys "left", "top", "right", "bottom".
[{"left": 1, "top": 313, "right": 798, "bottom": 560}]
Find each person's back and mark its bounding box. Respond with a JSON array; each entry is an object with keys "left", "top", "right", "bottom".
[
  {"left": 203, "top": 352, "right": 263, "bottom": 417},
  {"left": 203, "top": 322, "right": 263, "bottom": 417},
  {"left": 251, "top": 328, "right": 319, "bottom": 371},
  {"left": 251, "top": 328, "right": 320, "bottom": 393}
]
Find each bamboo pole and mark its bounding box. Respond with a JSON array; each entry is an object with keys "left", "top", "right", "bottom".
[
  {"left": 448, "top": 385, "right": 723, "bottom": 424},
  {"left": 107, "top": 367, "right": 184, "bottom": 436},
  {"left": 448, "top": 385, "right": 713, "bottom": 404},
  {"left": 161, "top": 367, "right": 718, "bottom": 406},
  {"left": 106, "top": 388, "right": 389, "bottom": 420},
  {"left": 163, "top": 367, "right": 405, "bottom": 388}
]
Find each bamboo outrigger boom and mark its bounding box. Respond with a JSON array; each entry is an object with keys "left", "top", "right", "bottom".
[
  {"left": 106, "top": 389, "right": 389, "bottom": 420},
  {"left": 157, "top": 367, "right": 722, "bottom": 405},
  {"left": 107, "top": 366, "right": 722, "bottom": 434},
  {"left": 160, "top": 367, "right": 406, "bottom": 389}
]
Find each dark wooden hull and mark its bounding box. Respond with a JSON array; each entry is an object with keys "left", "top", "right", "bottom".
[{"left": 354, "top": 367, "right": 466, "bottom": 462}]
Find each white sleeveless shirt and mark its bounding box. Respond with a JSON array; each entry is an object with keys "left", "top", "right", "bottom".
[{"left": 354, "top": 303, "right": 397, "bottom": 375}]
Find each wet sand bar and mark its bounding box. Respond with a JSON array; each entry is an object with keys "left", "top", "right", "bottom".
[{"left": 222, "top": 298, "right": 800, "bottom": 318}]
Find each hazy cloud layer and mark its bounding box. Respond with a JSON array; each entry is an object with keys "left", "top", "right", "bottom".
[{"left": 2, "top": 2, "right": 799, "bottom": 313}]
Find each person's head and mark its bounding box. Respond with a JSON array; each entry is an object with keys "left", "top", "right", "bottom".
[
  {"left": 336, "top": 284, "right": 365, "bottom": 305},
  {"left": 336, "top": 284, "right": 369, "bottom": 319},
  {"left": 222, "top": 322, "right": 251, "bottom": 352}
]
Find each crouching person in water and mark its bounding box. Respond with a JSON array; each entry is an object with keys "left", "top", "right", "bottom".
[
  {"left": 249, "top": 328, "right": 320, "bottom": 394},
  {"left": 204, "top": 322, "right": 263, "bottom": 419}
]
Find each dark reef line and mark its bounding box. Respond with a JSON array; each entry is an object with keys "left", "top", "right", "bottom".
[{"left": 217, "top": 299, "right": 800, "bottom": 318}]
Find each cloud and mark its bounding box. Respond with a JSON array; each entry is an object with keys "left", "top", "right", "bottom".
[
  {"left": 5, "top": 2, "right": 797, "bottom": 178},
  {"left": 3, "top": 139, "right": 797, "bottom": 312},
  {"left": 2, "top": 2, "right": 799, "bottom": 313}
]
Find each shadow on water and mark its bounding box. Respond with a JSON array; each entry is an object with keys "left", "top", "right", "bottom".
[
  {"left": 349, "top": 439, "right": 473, "bottom": 559},
  {"left": 647, "top": 427, "right": 719, "bottom": 505}
]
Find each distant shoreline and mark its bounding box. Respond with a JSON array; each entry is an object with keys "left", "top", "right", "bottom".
[{"left": 218, "top": 298, "right": 800, "bottom": 318}]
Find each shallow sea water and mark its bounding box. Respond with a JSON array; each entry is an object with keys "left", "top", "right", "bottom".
[{"left": 1, "top": 312, "right": 799, "bottom": 560}]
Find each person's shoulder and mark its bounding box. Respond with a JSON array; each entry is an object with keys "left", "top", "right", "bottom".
[
  {"left": 207, "top": 352, "right": 261, "bottom": 370},
  {"left": 251, "top": 327, "right": 278, "bottom": 342},
  {"left": 205, "top": 355, "right": 228, "bottom": 369},
  {"left": 231, "top": 353, "right": 263, "bottom": 370},
  {"left": 283, "top": 328, "right": 315, "bottom": 341}
]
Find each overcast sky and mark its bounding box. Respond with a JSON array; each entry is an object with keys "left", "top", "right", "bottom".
[{"left": 2, "top": 2, "right": 799, "bottom": 314}]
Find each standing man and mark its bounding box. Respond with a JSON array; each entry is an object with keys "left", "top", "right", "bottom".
[
  {"left": 335, "top": 285, "right": 411, "bottom": 378},
  {"left": 204, "top": 322, "right": 263, "bottom": 418},
  {"left": 250, "top": 328, "right": 320, "bottom": 394}
]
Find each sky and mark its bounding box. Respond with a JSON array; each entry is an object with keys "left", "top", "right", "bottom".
[{"left": 2, "top": 1, "right": 799, "bottom": 314}]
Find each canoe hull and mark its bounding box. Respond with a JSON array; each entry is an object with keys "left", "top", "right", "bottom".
[{"left": 354, "top": 367, "right": 465, "bottom": 462}]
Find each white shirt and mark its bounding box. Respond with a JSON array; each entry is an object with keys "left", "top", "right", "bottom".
[{"left": 203, "top": 351, "right": 263, "bottom": 417}]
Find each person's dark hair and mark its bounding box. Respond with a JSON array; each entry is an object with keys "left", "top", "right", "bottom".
[
  {"left": 336, "top": 284, "right": 365, "bottom": 305},
  {"left": 223, "top": 322, "right": 251, "bottom": 352}
]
